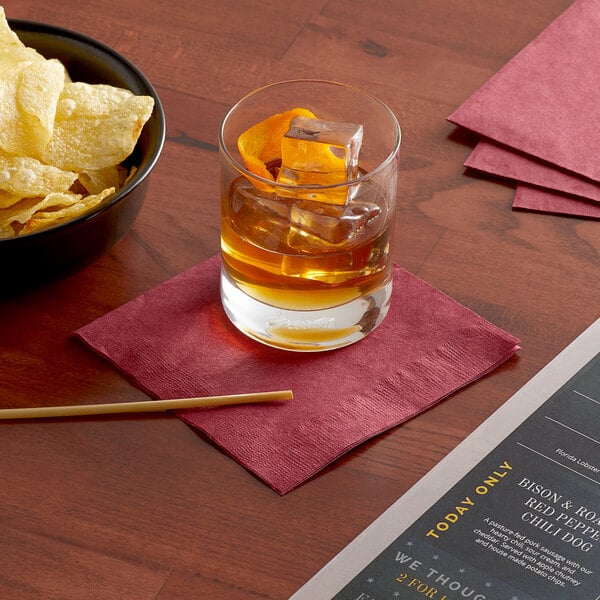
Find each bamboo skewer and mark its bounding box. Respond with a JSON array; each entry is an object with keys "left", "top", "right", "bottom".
[{"left": 0, "top": 390, "right": 294, "bottom": 420}]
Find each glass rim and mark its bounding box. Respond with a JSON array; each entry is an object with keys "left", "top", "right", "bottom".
[{"left": 218, "top": 78, "right": 401, "bottom": 191}]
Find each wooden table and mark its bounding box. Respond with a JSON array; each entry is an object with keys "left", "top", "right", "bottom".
[{"left": 1, "top": 1, "right": 597, "bottom": 598}]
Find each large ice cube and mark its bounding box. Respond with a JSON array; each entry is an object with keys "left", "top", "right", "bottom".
[{"left": 277, "top": 116, "right": 363, "bottom": 205}]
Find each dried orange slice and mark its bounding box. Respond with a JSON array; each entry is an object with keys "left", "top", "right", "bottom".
[{"left": 237, "top": 108, "right": 316, "bottom": 181}]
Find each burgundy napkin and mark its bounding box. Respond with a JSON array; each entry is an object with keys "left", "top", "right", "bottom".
[
  {"left": 513, "top": 184, "right": 600, "bottom": 219},
  {"left": 465, "top": 139, "right": 600, "bottom": 217},
  {"left": 466, "top": 139, "right": 600, "bottom": 203},
  {"left": 448, "top": 0, "right": 600, "bottom": 182},
  {"left": 74, "top": 255, "right": 520, "bottom": 494},
  {"left": 449, "top": 0, "right": 600, "bottom": 219}
]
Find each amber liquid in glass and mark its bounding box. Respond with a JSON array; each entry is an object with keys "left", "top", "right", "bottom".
[{"left": 221, "top": 170, "right": 393, "bottom": 314}]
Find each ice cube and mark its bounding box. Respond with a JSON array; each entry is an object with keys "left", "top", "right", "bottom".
[
  {"left": 229, "top": 180, "right": 292, "bottom": 251},
  {"left": 289, "top": 201, "right": 349, "bottom": 248},
  {"left": 287, "top": 198, "right": 381, "bottom": 252},
  {"left": 343, "top": 198, "right": 383, "bottom": 234},
  {"left": 277, "top": 116, "right": 363, "bottom": 205}
]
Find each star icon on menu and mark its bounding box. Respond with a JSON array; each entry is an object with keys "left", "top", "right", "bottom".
[
  {"left": 485, "top": 582, "right": 492, "bottom": 588},
  {"left": 393, "top": 593, "right": 400, "bottom": 597},
  {"left": 367, "top": 577, "right": 375, "bottom": 584},
  {"left": 511, "top": 596, "right": 519, "bottom": 600},
  {"left": 459, "top": 568, "right": 465, "bottom": 574},
  {"left": 406, "top": 540, "right": 414, "bottom": 546},
  {"left": 432, "top": 554, "right": 439, "bottom": 560}
]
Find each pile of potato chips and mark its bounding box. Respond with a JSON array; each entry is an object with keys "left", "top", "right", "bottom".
[{"left": 0, "top": 7, "right": 154, "bottom": 238}]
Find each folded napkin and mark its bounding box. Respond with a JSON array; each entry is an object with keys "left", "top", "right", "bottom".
[
  {"left": 74, "top": 255, "right": 520, "bottom": 494},
  {"left": 466, "top": 140, "right": 600, "bottom": 217},
  {"left": 449, "top": 0, "right": 600, "bottom": 218},
  {"left": 466, "top": 139, "right": 600, "bottom": 203},
  {"left": 513, "top": 184, "right": 600, "bottom": 219}
]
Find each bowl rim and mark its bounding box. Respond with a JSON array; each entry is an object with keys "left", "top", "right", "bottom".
[{"left": 0, "top": 18, "right": 166, "bottom": 244}]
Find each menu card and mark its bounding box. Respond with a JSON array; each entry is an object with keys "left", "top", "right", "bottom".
[{"left": 291, "top": 318, "right": 600, "bottom": 599}]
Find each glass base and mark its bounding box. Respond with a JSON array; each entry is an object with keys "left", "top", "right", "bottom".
[{"left": 220, "top": 268, "right": 392, "bottom": 352}]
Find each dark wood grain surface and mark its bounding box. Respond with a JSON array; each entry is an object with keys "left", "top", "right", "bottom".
[{"left": 1, "top": 1, "right": 597, "bottom": 598}]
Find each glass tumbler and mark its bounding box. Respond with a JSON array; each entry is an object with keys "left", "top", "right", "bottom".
[{"left": 219, "top": 80, "right": 401, "bottom": 351}]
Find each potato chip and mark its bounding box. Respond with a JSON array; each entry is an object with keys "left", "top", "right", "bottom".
[
  {"left": 78, "top": 165, "right": 122, "bottom": 195},
  {"left": 33, "top": 188, "right": 113, "bottom": 220},
  {"left": 17, "top": 217, "right": 56, "bottom": 235},
  {"left": 18, "top": 58, "right": 66, "bottom": 153},
  {"left": 0, "top": 7, "right": 59, "bottom": 156},
  {"left": 0, "top": 221, "right": 15, "bottom": 237},
  {"left": 0, "top": 189, "right": 23, "bottom": 209},
  {"left": 0, "top": 192, "right": 82, "bottom": 227},
  {"left": 37, "top": 82, "right": 154, "bottom": 171},
  {"left": 0, "top": 151, "right": 77, "bottom": 196},
  {"left": 237, "top": 108, "right": 317, "bottom": 181},
  {"left": 0, "top": 7, "right": 44, "bottom": 70},
  {"left": 19, "top": 188, "right": 114, "bottom": 235},
  {"left": 0, "top": 62, "right": 31, "bottom": 155}
]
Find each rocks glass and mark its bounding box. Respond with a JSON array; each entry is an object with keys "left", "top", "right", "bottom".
[{"left": 219, "top": 80, "right": 401, "bottom": 351}]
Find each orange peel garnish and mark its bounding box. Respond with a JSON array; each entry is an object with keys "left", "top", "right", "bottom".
[{"left": 237, "top": 108, "right": 317, "bottom": 181}]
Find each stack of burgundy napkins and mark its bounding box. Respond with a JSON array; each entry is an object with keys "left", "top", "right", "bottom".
[
  {"left": 75, "top": 255, "right": 520, "bottom": 495},
  {"left": 448, "top": 0, "right": 600, "bottom": 219}
]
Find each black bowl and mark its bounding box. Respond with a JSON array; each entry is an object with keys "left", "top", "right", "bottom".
[{"left": 0, "top": 20, "right": 166, "bottom": 294}]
